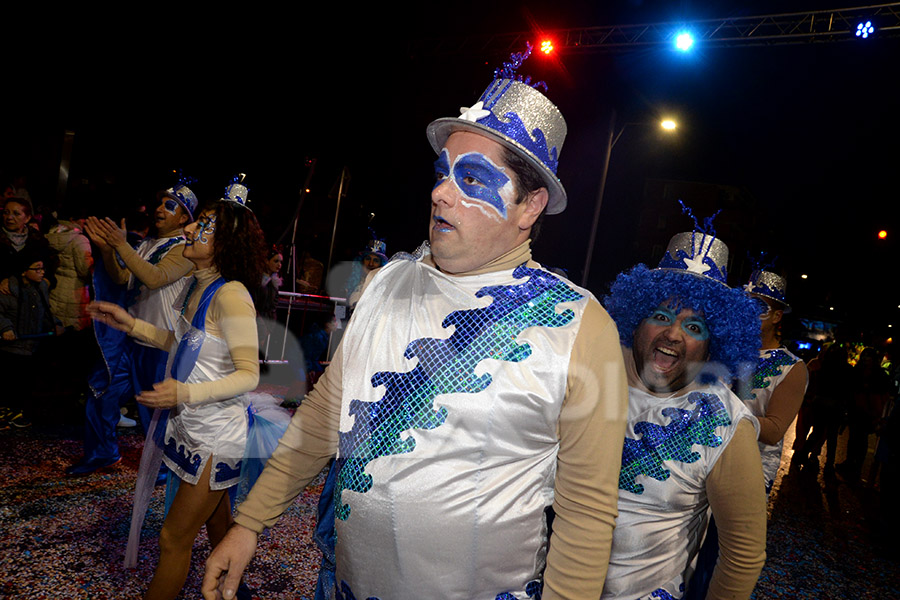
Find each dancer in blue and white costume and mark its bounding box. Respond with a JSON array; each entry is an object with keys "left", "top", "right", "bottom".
[
  {"left": 89, "top": 179, "right": 282, "bottom": 600},
  {"left": 601, "top": 218, "right": 768, "bottom": 600},
  {"left": 738, "top": 269, "right": 807, "bottom": 492},
  {"left": 205, "top": 45, "right": 629, "bottom": 600}
]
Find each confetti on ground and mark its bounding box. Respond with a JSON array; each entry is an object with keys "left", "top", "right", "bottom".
[{"left": 1, "top": 401, "right": 897, "bottom": 598}]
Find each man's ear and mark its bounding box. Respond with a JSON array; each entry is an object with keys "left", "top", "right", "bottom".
[
  {"left": 179, "top": 211, "right": 190, "bottom": 227},
  {"left": 517, "top": 187, "right": 549, "bottom": 231},
  {"left": 772, "top": 309, "right": 784, "bottom": 325}
]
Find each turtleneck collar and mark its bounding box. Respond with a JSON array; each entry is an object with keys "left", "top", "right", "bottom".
[
  {"left": 424, "top": 240, "right": 533, "bottom": 277},
  {"left": 193, "top": 265, "right": 221, "bottom": 286}
]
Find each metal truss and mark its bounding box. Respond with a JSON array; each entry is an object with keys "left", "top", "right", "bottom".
[{"left": 411, "top": 3, "right": 900, "bottom": 57}]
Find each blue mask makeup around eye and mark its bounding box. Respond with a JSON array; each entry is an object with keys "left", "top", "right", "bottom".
[
  {"left": 682, "top": 316, "right": 710, "bottom": 341},
  {"left": 646, "top": 307, "right": 677, "bottom": 326},
  {"left": 452, "top": 152, "right": 512, "bottom": 219},
  {"left": 196, "top": 215, "right": 216, "bottom": 245},
  {"left": 433, "top": 149, "right": 451, "bottom": 191},
  {"left": 163, "top": 199, "right": 178, "bottom": 216}
]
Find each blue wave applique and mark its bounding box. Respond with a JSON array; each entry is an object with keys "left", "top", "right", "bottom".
[
  {"left": 741, "top": 349, "right": 799, "bottom": 401},
  {"left": 163, "top": 437, "right": 202, "bottom": 476},
  {"left": 333, "top": 264, "right": 583, "bottom": 520},
  {"left": 619, "top": 392, "right": 732, "bottom": 494}
]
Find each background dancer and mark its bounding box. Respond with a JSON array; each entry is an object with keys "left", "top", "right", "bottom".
[
  {"left": 68, "top": 179, "right": 197, "bottom": 475},
  {"left": 601, "top": 224, "right": 767, "bottom": 600},
  {"left": 88, "top": 180, "right": 270, "bottom": 600}
]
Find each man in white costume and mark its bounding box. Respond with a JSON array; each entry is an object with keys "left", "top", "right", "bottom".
[
  {"left": 203, "top": 45, "right": 629, "bottom": 600},
  {"left": 600, "top": 224, "right": 768, "bottom": 600}
]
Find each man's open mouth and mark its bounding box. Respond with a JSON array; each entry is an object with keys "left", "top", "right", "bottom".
[{"left": 653, "top": 346, "right": 680, "bottom": 370}]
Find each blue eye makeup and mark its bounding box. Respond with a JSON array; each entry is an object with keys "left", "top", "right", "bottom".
[
  {"left": 452, "top": 152, "right": 511, "bottom": 219},
  {"left": 163, "top": 199, "right": 178, "bottom": 215},
  {"left": 646, "top": 307, "right": 676, "bottom": 325},
  {"left": 433, "top": 149, "right": 451, "bottom": 190},
  {"left": 681, "top": 317, "right": 709, "bottom": 341}
]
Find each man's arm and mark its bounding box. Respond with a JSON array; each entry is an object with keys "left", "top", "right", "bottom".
[
  {"left": 758, "top": 362, "right": 808, "bottom": 445},
  {"left": 543, "top": 300, "right": 629, "bottom": 600},
  {"left": 705, "top": 419, "right": 767, "bottom": 600},
  {"left": 113, "top": 240, "right": 193, "bottom": 289}
]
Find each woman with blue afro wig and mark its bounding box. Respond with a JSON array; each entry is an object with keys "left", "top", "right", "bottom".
[{"left": 603, "top": 262, "right": 762, "bottom": 385}]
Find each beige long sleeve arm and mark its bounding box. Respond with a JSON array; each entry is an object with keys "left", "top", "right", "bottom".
[
  {"left": 705, "top": 419, "right": 768, "bottom": 600},
  {"left": 129, "top": 282, "right": 260, "bottom": 404},
  {"left": 543, "top": 300, "right": 629, "bottom": 600},
  {"left": 113, "top": 240, "right": 194, "bottom": 289},
  {"left": 757, "top": 362, "right": 808, "bottom": 446},
  {"left": 234, "top": 343, "right": 343, "bottom": 531}
]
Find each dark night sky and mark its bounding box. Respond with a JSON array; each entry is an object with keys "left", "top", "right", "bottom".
[{"left": 5, "top": 2, "right": 899, "bottom": 345}]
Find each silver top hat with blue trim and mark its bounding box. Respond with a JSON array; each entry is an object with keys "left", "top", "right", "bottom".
[
  {"left": 426, "top": 44, "right": 568, "bottom": 215},
  {"left": 657, "top": 231, "right": 730, "bottom": 285},
  {"left": 222, "top": 174, "right": 251, "bottom": 210},
  {"left": 745, "top": 270, "right": 790, "bottom": 311},
  {"left": 158, "top": 181, "right": 199, "bottom": 222}
]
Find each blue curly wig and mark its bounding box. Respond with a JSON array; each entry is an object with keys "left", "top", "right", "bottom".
[{"left": 603, "top": 264, "right": 762, "bottom": 383}]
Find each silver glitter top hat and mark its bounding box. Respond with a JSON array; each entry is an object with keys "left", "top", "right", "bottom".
[
  {"left": 222, "top": 174, "right": 250, "bottom": 210},
  {"left": 426, "top": 46, "right": 568, "bottom": 215},
  {"left": 657, "top": 231, "right": 730, "bottom": 285},
  {"left": 745, "top": 269, "right": 790, "bottom": 311},
  {"left": 364, "top": 239, "right": 387, "bottom": 259},
  {"left": 158, "top": 183, "right": 199, "bottom": 221}
]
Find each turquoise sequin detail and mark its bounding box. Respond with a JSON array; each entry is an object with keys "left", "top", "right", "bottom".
[
  {"left": 333, "top": 264, "right": 583, "bottom": 520},
  {"left": 740, "top": 349, "right": 799, "bottom": 401},
  {"left": 619, "top": 392, "right": 731, "bottom": 494}
]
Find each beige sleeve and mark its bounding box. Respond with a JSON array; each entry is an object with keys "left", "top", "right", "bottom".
[
  {"left": 130, "top": 318, "right": 176, "bottom": 350},
  {"left": 705, "top": 419, "right": 767, "bottom": 600},
  {"left": 757, "top": 362, "right": 808, "bottom": 446},
  {"left": 543, "top": 300, "right": 629, "bottom": 600},
  {"left": 102, "top": 246, "right": 131, "bottom": 285},
  {"left": 183, "top": 283, "right": 260, "bottom": 404},
  {"left": 113, "top": 241, "right": 194, "bottom": 289},
  {"left": 234, "top": 342, "right": 343, "bottom": 532}
]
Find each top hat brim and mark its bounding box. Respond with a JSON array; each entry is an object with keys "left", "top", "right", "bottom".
[
  {"left": 748, "top": 290, "right": 792, "bottom": 313},
  {"left": 426, "top": 118, "right": 567, "bottom": 215}
]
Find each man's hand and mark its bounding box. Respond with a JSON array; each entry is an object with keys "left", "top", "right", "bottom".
[
  {"left": 83, "top": 217, "right": 111, "bottom": 251},
  {"left": 2, "top": 330, "right": 15, "bottom": 341},
  {"left": 136, "top": 378, "right": 184, "bottom": 409},
  {"left": 202, "top": 524, "right": 259, "bottom": 599},
  {"left": 87, "top": 301, "right": 135, "bottom": 332},
  {"left": 96, "top": 217, "right": 129, "bottom": 248}
]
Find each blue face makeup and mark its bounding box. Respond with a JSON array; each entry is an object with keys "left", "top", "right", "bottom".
[
  {"left": 645, "top": 307, "right": 709, "bottom": 340},
  {"left": 433, "top": 149, "right": 513, "bottom": 220},
  {"left": 163, "top": 199, "right": 178, "bottom": 216},
  {"left": 433, "top": 149, "right": 451, "bottom": 191},
  {"left": 452, "top": 152, "right": 511, "bottom": 219},
  {"left": 195, "top": 214, "right": 216, "bottom": 245}
]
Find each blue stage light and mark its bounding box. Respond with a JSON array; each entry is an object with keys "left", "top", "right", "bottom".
[
  {"left": 856, "top": 21, "right": 875, "bottom": 38},
  {"left": 675, "top": 31, "right": 695, "bottom": 52}
]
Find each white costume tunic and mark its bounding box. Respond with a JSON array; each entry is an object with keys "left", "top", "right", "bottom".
[
  {"left": 332, "top": 247, "right": 591, "bottom": 600},
  {"left": 161, "top": 281, "right": 248, "bottom": 490},
  {"left": 602, "top": 381, "right": 758, "bottom": 600},
  {"left": 740, "top": 347, "right": 804, "bottom": 489},
  {"left": 127, "top": 235, "right": 190, "bottom": 342}
]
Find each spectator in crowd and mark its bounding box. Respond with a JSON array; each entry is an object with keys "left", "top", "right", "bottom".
[
  {"left": 43, "top": 210, "right": 94, "bottom": 331},
  {"left": 796, "top": 343, "right": 853, "bottom": 476},
  {"left": 1, "top": 196, "right": 53, "bottom": 284},
  {"left": 836, "top": 347, "right": 893, "bottom": 483},
  {"left": 0, "top": 250, "right": 63, "bottom": 429}
]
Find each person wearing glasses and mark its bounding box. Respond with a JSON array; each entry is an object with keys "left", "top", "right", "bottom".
[{"left": 0, "top": 252, "right": 63, "bottom": 429}]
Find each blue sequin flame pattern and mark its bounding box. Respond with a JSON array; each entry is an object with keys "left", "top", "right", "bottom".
[
  {"left": 333, "top": 264, "right": 583, "bottom": 520},
  {"left": 619, "top": 392, "right": 732, "bottom": 494},
  {"left": 739, "top": 349, "right": 799, "bottom": 401}
]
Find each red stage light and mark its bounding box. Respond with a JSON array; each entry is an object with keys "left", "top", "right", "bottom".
[
  {"left": 540, "top": 40, "right": 554, "bottom": 55},
  {"left": 878, "top": 230, "right": 888, "bottom": 239}
]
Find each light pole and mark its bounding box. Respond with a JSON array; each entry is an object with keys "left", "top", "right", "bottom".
[{"left": 581, "top": 112, "right": 678, "bottom": 287}]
